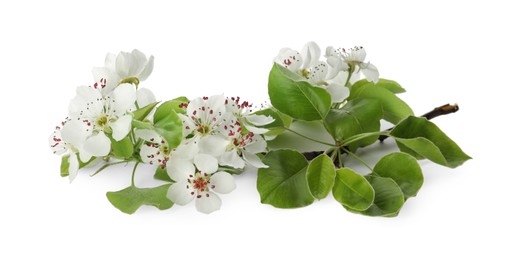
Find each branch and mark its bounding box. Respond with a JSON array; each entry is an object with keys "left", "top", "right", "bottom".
[
  {"left": 301, "top": 103, "right": 460, "bottom": 161},
  {"left": 378, "top": 103, "right": 459, "bottom": 142}
]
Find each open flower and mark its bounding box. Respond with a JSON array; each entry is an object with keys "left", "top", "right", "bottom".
[
  {"left": 49, "top": 123, "right": 80, "bottom": 182},
  {"left": 225, "top": 97, "right": 274, "bottom": 134},
  {"left": 219, "top": 125, "right": 268, "bottom": 169},
  {"left": 178, "top": 95, "right": 232, "bottom": 157},
  {"left": 325, "top": 46, "right": 379, "bottom": 83},
  {"left": 66, "top": 83, "right": 136, "bottom": 158},
  {"left": 167, "top": 154, "right": 235, "bottom": 214},
  {"left": 94, "top": 49, "right": 154, "bottom": 86},
  {"left": 274, "top": 42, "right": 350, "bottom": 103},
  {"left": 136, "top": 129, "right": 199, "bottom": 169}
]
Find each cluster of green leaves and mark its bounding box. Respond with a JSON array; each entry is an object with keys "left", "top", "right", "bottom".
[{"left": 256, "top": 64, "right": 471, "bottom": 217}]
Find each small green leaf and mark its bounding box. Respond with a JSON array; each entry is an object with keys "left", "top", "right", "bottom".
[
  {"left": 345, "top": 175, "right": 405, "bottom": 217},
  {"left": 352, "top": 79, "right": 406, "bottom": 94},
  {"left": 60, "top": 155, "right": 70, "bottom": 177},
  {"left": 154, "top": 166, "right": 173, "bottom": 182},
  {"left": 154, "top": 96, "right": 190, "bottom": 123},
  {"left": 132, "top": 119, "right": 153, "bottom": 130},
  {"left": 332, "top": 168, "right": 374, "bottom": 211},
  {"left": 132, "top": 102, "right": 159, "bottom": 121},
  {"left": 373, "top": 152, "right": 423, "bottom": 198},
  {"left": 349, "top": 80, "right": 413, "bottom": 124},
  {"left": 390, "top": 116, "right": 472, "bottom": 168},
  {"left": 268, "top": 63, "right": 331, "bottom": 121},
  {"left": 106, "top": 184, "right": 173, "bottom": 214},
  {"left": 257, "top": 149, "right": 314, "bottom": 208},
  {"left": 153, "top": 111, "right": 183, "bottom": 150},
  {"left": 306, "top": 154, "right": 336, "bottom": 200},
  {"left": 324, "top": 99, "right": 382, "bottom": 146},
  {"left": 111, "top": 137, "right": 134, "bottom": 159}
]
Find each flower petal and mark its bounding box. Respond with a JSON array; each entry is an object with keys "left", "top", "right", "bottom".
[
  {"left": 244, "top": 136, "right": 267, "bottom": 154},
  {"left": 135, "top": 129, "right": 161, "bottom": 142},
  {"left": 245, "top": 114, "right": 274, "bottom": 126},
  {"left": 219, "top": 151, "right": 246, "bottom": 169},
  {"left": 68, "top": 153, "right": 79, "bottom": 183},
  {"left": 210, "top": 171, "right": 236, "bottom": 194},
  {"left": 194, "top": 154, "right": 219, "bottom": 174},
  {"left": 243, "top": 151, "right": 268, "bottom": 168},
  {"left": 195, "top": 191, "right": 221, "bottom": 214},
  {"left": 301, "top": 41, "right": 321, "bottom": 69},
  {"left": 178, "top": 114, "right": 195, "bottom": 137},
  {"left": 49, "top": 129, "right": 67, "bottom": 155},
  {"left": 167, "top": 181, "right": 194, "bottom": 205},
  {"left": 360, "top": 62, "right": 379, "bottom": 83},
  {"left": 77, "top": 147, "right": 92, "bottom": 163},
  {"left": 173, "top": 139, "right": 199, "bottom": 160},
  {"left": 136, "top": 88, "right": 156, "bottom": 108},
  {"left": 60, "top": 120, "right": 89, "bottom": 147},
  {"left": 274, "top": 48, "right": 302, "bottom": 72},
  {"left": 166, "top": 157, "right": 195, "bottom": 182},
  {"left": 139, "top": 141, "right": 163, "bottom": 165},
  {"left": 326, "top": 83, "right": 350, "bottom": 103},
  {"left": 139, "top": 55, "right": 154, "bottom": 81},
  {"left": 111, "top": 83, "right": 137, "bottom": 116},
  {"left": 244, "top": 124, "right": 269, "bottom": 134},
  {"left": 91, "top": 67, "right": 120, "bottom": 96},
  {"left": 116, "top": 51, "right": 136, "bottom": 78},
  {"left": 110, "top": 115, "right": 132, "bottom": 141},
  {"left": 326, "top": 56, "right": 349, "bottom": 79},
  {"left": 104, "top": 52, "right": 117, "bottom": 71},
  {"left": 198, "top": 135, "right": 229, "bottom": 157},
  {"left": 307, "top": 62, "right": 329, "bottom": 85},
  {"left": 83, "top": 132, "right": 111, "bottom": 157}
]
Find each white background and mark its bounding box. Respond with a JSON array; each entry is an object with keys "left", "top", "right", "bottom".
[{"left": 1, "top": 0, "right": 516, "bottom": 259}]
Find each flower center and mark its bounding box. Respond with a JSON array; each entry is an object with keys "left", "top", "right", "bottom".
[
  {"left": 188, "top": 172, "right": 216, "bottom": 198},
  {"left": 95, "top": 114, "right": 110, "bottom": 130},
  {"left": 197, "top": 124, "right": 211, "bottom": 135}
]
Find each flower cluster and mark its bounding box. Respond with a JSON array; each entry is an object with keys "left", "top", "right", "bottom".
[
  {"left": 50, "top": 44, "right": 470, "bottom": 218},
  {"left": 50, "top": 50, "right": 156, "bottom": 182},
  {"left": 49, "top": 50, "right": 273, "bottom": 214},
  {"left": 274, "top": 42, "right": 378, "bottom": 103}
]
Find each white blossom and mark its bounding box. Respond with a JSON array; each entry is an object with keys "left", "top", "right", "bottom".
[
  {"left": 167, "top": 154, "right": 235, "bottom": 214},
  {"left": 325, "top": 46, "right": 379, "bottom": 83},
  {"left": 65, "top": 83, "right": 136, "bottom": 158}
]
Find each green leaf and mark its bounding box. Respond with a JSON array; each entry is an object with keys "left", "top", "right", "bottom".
[
  {"left": 154, "top": 96, "right": 190, "bottom": 123},
  {"left": 132, "top": 102, "right": 159, "bottom": 121},
  {"left": 266, "top": 120, "right": 334, "bottom": 153},
  {"left": 332, "top": 168, "right": 375, "bottom": 211},
  {"left": 60, "top": 155, "right": 70, "bottom": 177},
  {"left": 268, "top": 63, "right": 331, "bottom": 121},
  {"left": 345, "top": 175, "right": 405, "bottom": 217},
  {"left": 390, "top": 116, "right": 472, "bottom": 168},
  {"left": 111, "top": 137, "right": 134, "bottom": 159},
  {"left": 306, "top": 154, "right": 336, "bottom": 200},
  {"left": 106, "top": 184, "right": 173, "bottom": 214},
  {"left": 257, "top": 149, "right": 315, "bottom": 208},
  {"left": 154, "top": 166, "right": 173, "bottom": 182},
  {"left": 151, "top": 110, "right": 183, "bottom": 150},
  {"left": 373, "top": 152, "right": 423, "bottom": 198},
  {"left": 324, "top": 99, "right": 382, "bottom": 146},
  {"left": 132, "top": 119, "right": 153, "bottom": 130},
  {"left": 349, "top": 80, "right": 413, "bottom": 124},
  {"left": 352, "top": 79, "right": 406, "bottom": 94}
]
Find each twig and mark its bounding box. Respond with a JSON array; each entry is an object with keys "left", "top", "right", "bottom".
[
  {"left": 378, "top": 103, "right": 459, "bottom": 142},
  {"left": 301, "top": 103, "right": 460, "bottom": 161}
]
